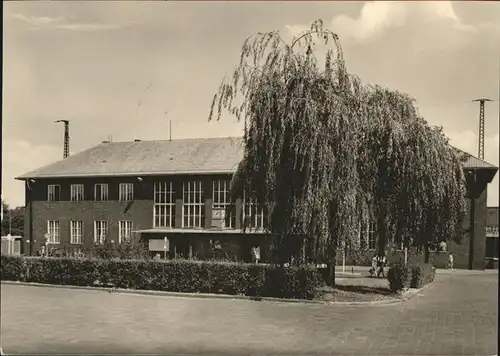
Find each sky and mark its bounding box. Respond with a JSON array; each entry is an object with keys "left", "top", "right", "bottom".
[{"left": 2, "top": 1, "right": 500, "bottom": 208}]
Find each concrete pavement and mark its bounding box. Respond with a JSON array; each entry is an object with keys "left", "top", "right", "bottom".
[{"left": 1, "top": 271, "right": 497, "bottom": 355}]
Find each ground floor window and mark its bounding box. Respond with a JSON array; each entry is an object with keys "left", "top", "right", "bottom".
[
  {"left": 119, "top": 221, "right": 133, "bottom": 243},
  {"left": 70, "top": 220, "right": 83, "bottom": 244},
  {"left": 94, "top": 221, "right": 108, "bottom": 244},
  {"left": 47, "top": 220, "right": 60, "bottom": 244}
]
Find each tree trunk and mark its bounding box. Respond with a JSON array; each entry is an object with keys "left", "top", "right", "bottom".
[
  {"left": 325, "top": 246, "right": 336, "bottom": 287},
  {"left": 424, "top": 242, "right": 430, "bottom": 264},
  {"left": 377, "top": 215, "right": 386, "bottom": 257}
]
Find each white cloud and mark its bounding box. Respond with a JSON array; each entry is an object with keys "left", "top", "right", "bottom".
[
  {"left": 9, "top": 13, "right": 64, "bottom": 26},
  {"left": 8, "top": 12, "right": 132, "bottom": 32},
  {"left": 284, "top": 2, "right": 478, "bottom": 42},
  {"left": 1, "top": 140, "right": 61, "bottom": 208}
]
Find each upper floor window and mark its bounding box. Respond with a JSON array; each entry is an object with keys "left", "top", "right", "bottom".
[
  {"left": 47, "top": 220, "right": 60, "bottom": 244},
  {"left": 47, "top": 185, "right": 61, "bottom": 202},
  {"left": 70, "top": 220, "right": 83, "bottom": 244},
  {"left": 70, "top": 184, "right": 84, "bottom": 201},
  {"left": 154, "top": 181, "right": 175, "bottom": 228},
  {"left": 94, "top": 184, "right": 109, "bottom": 201},
  {"left": 119, "top": 220, "right": 133, "bottom": 243},
  {"left": 119, "top": 183, "right": 134, "bottom": 201},
  {"left": 94, "top": 220, "right": 108, "bottom": 244},
  {"left": 212, "top": 179, "right": 235, "bottom": 228},
  {"left": 183, "top": 180, "right": 204, "bottom": 228},
  {"left": 242, "top": 191, "right": 267, "bottom": 230}
]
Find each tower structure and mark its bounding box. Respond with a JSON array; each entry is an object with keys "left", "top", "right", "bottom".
[
  {"left": 472, "top": 98, "right": 492, "bottom": 160},
  {"left": 54, "top": 120, "right": 70, "bottom": 159}
]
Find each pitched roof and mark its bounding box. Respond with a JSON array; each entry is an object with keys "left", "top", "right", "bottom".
[
  {"left": 16, "top": 137, "right": 245, "bottom": 179},
  {"left": 15, "top": 136, "right": 498, "bottom": 180}
]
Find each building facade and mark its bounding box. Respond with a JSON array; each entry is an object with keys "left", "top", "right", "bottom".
[{"left": 16, "top": 137, "right": 498, "bottom": 269}]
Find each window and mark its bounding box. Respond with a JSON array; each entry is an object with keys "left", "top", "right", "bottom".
[
  {"left": 154, "top": 182, "right": 176, "bottom": 228},
  {"left": 47, "top": 220, "right": 60, "bottom": 244},
  {"left": 47, "top": 185, "right": 61, "bottom": 202},
  {"left": 119, "top": 220, "right": 133, "bottom": 243},
  {"left": 212, "top": 179, "right": 236, "bottom": 228},
  {"left": 94, "top": 184, "right": 109, "bottom": 201},
  {"left": 70, "top": 184, "right": 84, "bottom": 201},
  {"left": 119, "top": 183, "right": 134, "bottom": 201},
  {"left": 70, "top": 220, "right": 83, "bottom": 244},
  {"left": 183, "top": 181, "right": 204, "bottom": 228},
  {"left": 94, "top": 221, "right": 108, "bottom": 244},
  {"left": 242, "top": 191, "right": 267, "bottom": 230},
  {"left": 359, "top": 219, "right": 377, "bottom": 250}
]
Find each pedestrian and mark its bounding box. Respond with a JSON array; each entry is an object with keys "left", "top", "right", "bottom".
[
  {"left": 251, "top": 245, "right": 261, "bottom": 264},
  {"left": 448, "top": 253, "right": 454, "bottom": 270},
  {"left": 376, "top": 255, "right": 386, "bottom": 278},
  {"left": 369, "top": 255, "right": 377, "bottom": 277}
]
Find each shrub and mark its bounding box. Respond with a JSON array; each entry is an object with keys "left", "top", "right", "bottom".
[
  {"left": 0, "top": 255, "right": 324, "bottom": 300},
  {"left": 409, "top": 263, "right": 436, "bottom": 288},
  {"left": 387, "top": 262, "right": 409, "bottom": 293}
]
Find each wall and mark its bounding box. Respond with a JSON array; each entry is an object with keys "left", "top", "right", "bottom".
[{"left": 23, "top": 174, "right": 252, "bottom": 255}]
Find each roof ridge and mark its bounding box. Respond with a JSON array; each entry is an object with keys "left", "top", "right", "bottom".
[{"left": 109, "top": 136, "right": 243, "bottom": 144}]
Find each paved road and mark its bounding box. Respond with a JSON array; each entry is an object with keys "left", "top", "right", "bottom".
[{"left": 1, "top": 271, "right": 497, "bottom": 355}]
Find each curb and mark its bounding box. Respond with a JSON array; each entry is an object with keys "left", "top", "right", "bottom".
[
  {"left": 1, "top": 281, "right": 324, "bottom": 305},
  {"left": 1, "top": 280, "right": 411, "bottom": 306}
]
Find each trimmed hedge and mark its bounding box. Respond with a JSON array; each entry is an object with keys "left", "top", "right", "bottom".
[
  {"left": 387, "top": 261, "right": 409, "bottom": 292},
  {"left": 387, "top": 262, "right": 436, "bottom": 292},
  {"left": 409, "top": 263, "right": 436, "bottom": 288},
  {"left": 0, "top": 255, "right": 324, "bottom": 300}
]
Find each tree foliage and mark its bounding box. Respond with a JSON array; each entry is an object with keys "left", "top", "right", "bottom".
[
  {"left": 209, "top": 20, "right": 467, "bottom": 272},
  {"left": 1, "top": 201, "right": 25, "bottom": 237}
]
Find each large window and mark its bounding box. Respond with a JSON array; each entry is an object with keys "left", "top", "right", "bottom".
[
  {"left": 47, "top": 185, "right": 61, "bottom": 202},
  {"left": 242, "top": 191, "right": 267, "bottom": 230},
  {"left": 119, "top": 183, "right": 134, "bottom": 201},
  {"left": 359, "top": 219, "right": 377, "bottom": 250},
  {"left": 47, "top": 220, "right": 60, "bottom": 244},
  {"left": 183, "top": 181, "right": 204, "bottom": 228},
  {"left": 94, "top": 221, "right": 108, "bottom": 244},
  {"left": 119, "top": 220, "right": 133, "bottom": 243},
  {"left": 154, "top": 182, "right": 175, "bottom": 228},
  {"left": 70, "top": 184, "right": 84, "bottom": 201},
  {"left": 94, "top": 184, "right": 109, "bottom": 201},
  {"left": 212, "top": 179, "right": 236, "bottom": 228},
  {"left": 70, "top": 220, "right": 83, "bottom": 244}
]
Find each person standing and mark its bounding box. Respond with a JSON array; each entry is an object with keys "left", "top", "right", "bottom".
[
  {"left": 448, "top": 253, "right": 454, "bottom": 270},
  {"left": 251, "top": 245, "right": 261, "bottom": 264}
]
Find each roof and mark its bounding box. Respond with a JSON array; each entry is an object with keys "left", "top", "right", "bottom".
[
  {"left": 15, "top": 136, "right": 498, "bottom": 180},
  {"left": 16, "top": 137, "right": 244, "bottom": 180},
  {"left": 455, "top": 148, "right": 498, "bottom": 170}
]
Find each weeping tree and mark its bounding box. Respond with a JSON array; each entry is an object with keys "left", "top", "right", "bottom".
[{"left": 209, "top": 20, "right": 466, "bottom": 286}]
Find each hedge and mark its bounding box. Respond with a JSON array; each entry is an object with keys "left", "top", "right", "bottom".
[
  {"left": 387, "top": 261, "right": 436, "bottom": 292},
  {"left": 0, "top": 255, "right": 324, "bottom": 300}
]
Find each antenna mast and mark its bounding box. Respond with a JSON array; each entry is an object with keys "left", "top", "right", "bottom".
[
  {"left": 54, "top": 120, "right": 70, "bottom": 159},
  {"left": 472, "top": 98, "right": 492, "bottom": 160}
]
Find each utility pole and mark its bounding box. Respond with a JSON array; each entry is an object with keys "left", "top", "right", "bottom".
[
  {"left": 54, "top": 120, "right": 70, "bottom": 159},
  {"left": 472, "top": 98, "right": 492, "bottom": 160}
]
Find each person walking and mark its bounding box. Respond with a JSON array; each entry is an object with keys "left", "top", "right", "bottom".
[
  {"left": 376, "top": 255, "right": 387, "bottom": 278},
  {"left": 448, "top": 253, "right": 454, "bottom": 270}
]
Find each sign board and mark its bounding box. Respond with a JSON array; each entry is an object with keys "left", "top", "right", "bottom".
[{"left": 149, "top": 238, "right": 169, "bottom": 252}]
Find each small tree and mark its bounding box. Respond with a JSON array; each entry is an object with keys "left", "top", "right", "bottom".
[{"left": 209, "top": 20, "right": 466, "bottom": 285}]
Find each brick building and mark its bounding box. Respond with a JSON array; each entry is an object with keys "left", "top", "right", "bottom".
[
  {"left": 485, "top": 206, "right": 499, "bottom": 268},
  {"left": 16, "top": 137, "right": 498, "bottom": 269}
]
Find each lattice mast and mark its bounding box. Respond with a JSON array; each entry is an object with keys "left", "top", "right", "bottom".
[
  {"left": 54, "top": 120, "right": 70, "bottom": 159},
  {"left": 472, "top": 98, "right": 492, "bottom": 160}
]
